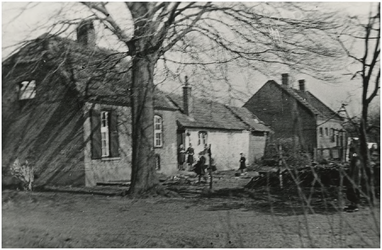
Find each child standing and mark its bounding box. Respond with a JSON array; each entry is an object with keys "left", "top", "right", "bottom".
[
  {"left": 239, "top": 153, "right": 246, "bottom": 174},
  {"left": 194, "top": 152, "right": 206, "bottom": 183}
]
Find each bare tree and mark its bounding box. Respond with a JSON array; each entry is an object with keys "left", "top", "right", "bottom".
[
  {"left": 3, "top": 2, "right": 346, "bottom": 195},
  {"left": 336, "top": 3, "right": 380, "bottom": 203}
]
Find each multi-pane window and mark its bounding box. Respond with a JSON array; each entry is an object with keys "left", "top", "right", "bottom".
[
  {"left": 101, "top": 111, "right": 110, "bottom": 157},
  {"left": 91, "top": 109, "right": 119, "bottom": 159},
  {"left": 19, "top": 80, "right": 36, "bottom": 100},
  {"left": 154, "top": 115, "right": 163, "bottom": 147},
  {"left": 198, "top": 131, "right": 208, "bottom": 146}
]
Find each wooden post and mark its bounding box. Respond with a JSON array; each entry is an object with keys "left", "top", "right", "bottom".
[
  {"left": 278, "top": 144, "right": 283, "bottom": 189},
  {"left": 208, "top": 144, "right": 213, "bottom": 189}
]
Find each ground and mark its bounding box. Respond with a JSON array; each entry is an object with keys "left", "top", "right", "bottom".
[{"left": 2, "top": 170, "right": 380, "bottom": 248}]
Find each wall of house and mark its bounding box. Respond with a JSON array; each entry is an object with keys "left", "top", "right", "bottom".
[
  {"left": 183, "top": 129, "right": 250, "bottom": 170},
  {"left": 244, "top": 82, "right": 295, "bottom": 139},
  {"left": 248, "top": 132, "right": 268, "bottom": 164},
  {"left": 83, "top": 103, "right": 131, "bottom": 186},
  {"left": 316, "top": 118, "right": 346, "bottom": 160},
  {"left": 83, "top": 103, "right": 178, "bottom": 186},
  {"left": 2, "top": 65, "right": 86, "bottom": 187},
  {"left": 154, "top": 110, "right": 178, "bottom": 176}
]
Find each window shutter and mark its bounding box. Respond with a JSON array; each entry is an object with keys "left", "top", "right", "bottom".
[
  {"left": 90, "top": 109, "right": 102, "bottom": 159},
  {"left": 109, "top": 110, "right": 120, "bottom": 157}
]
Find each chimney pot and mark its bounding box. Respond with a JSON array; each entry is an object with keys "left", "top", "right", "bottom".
[
  {"left": 76, "top": 20, "right": 96, "bottom": 47},
  {"left": 281, "top": 73, "right": 289, "bottom": 87},
  {"left": 183, "top": 76, "right": 192, "bottom": 116},
  {"left": 298, "top": 79, "right": 306, "bottom": 91}
]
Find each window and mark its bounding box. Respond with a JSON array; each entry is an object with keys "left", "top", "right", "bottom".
[
  {"left": 319, "top": 127, "right": 323, "bottom": 137},
  {"left": 91, "top": 109, "right": 119, "bottom": 159},
  {"left": 198, "top": 131, "right": 208, "bottom": 146},
  {"left": 154, "top": 115, "right": 163, "bottom": 147},
  {"left": 19, "top": 80, "right": 36, "bottom": 100},
  {"left": 331, "top": 129, "right": 336, "bottom": 142},
  {"left": 325, "top": 128, "right": 328, "bottom": 136},
  {"left": 101, "top": 111, "right": 110, "bottom": 157}
]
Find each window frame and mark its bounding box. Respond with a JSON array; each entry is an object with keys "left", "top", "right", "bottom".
[
  {"left": 100, "top": 111, "right": 110, "bottom": 157},
  {"left": 154, "top": 115, "right": 163, "bottom": 148},
  {"left": 198, "top": 131, "right": 208, "bottom": 146},
  {"left": 19, "top": 80, "right": 36, "bottom": 100}
]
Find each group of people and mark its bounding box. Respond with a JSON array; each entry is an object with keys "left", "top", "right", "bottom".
[
  {"left": 178, "top": 143, "right": 247, "bottom": 182},
  {"left": 177, "top": 143, "right": 195, "bottom": 171},
  {"left": 178, "top": 143, "right": 214, "bottom": 182}
]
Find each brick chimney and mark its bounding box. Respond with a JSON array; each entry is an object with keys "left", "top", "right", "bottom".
[
  {"left": 298, "top": 79, "right": 306, "bottom": 91},
  {"left": 76, "top": 20, "right": 96, "bottom": 47},
  {"left": 183, "top": 76, "right": 192, "bottom": 116},
  {"left": 281, "top": 73, "right": 289, "bottom": 87}
]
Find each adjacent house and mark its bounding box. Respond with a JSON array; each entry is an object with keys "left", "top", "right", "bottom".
[
  {"left": 167, "top": 78, "right": 272, "bottom": 170},
  {"left": 244, "top": 74, "right": 347, "bottom": 161},
  {"left": 2, "top": 21, "right": 178, "bottom": 187}
]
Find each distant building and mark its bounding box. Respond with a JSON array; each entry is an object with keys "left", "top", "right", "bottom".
[
  {"left": 167, "top": 78, "right": 271, "bottom": 170},
  {"left": 244, "top": 74, "right": 346, "bottom": 161}
]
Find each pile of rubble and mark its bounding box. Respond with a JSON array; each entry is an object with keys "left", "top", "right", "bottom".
[{"left": 245, "top": 164, "right": 348, "bottom": 189}]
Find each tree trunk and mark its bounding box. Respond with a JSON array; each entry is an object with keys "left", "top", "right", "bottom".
[
  {"left": 129, "top": 53, "right": 159, "bottom": 195},
  {"left": 358, "top": 79, "right": 374, "bottom": 204}
]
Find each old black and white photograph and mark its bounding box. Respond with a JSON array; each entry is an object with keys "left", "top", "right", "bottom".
[{"left": 2, "top": 1, "right": 380, "bottom": 248}]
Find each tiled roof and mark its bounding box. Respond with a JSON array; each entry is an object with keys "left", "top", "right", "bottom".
[
  {"left": 4, "top": 34, "right": 176, "bottom": 110},
  {"left": 226, "top": 106, "right": 272, "bottom": 132},
  {"left": 167, "top": 93, "right": 270, "bottom": 132},
  {"left": 270, "top": 81, "right": 341, "bottom": 120},
  {"left": 293, "top": 89, "right": 342, "bottom": 120}
]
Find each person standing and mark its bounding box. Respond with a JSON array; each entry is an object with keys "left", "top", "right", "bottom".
[
  {"left": 178, "top": 144, "right": 186, "bottom": 170},
  {"left": 239, "top": 153, "right": 246, "bottom": 174},
  {"left": 344, "top": 153, "right": 361, "bottom": 212},
  {"left": 185, "top": 143, "right": 195, "bottom": 171},
  {"left": 194, "top": 152, "right": 206, "bottom": 183}
]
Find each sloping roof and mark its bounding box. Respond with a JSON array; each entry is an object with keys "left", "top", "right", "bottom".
[
  {"left": 226, "top": 106, "right": 272, "bottom": 132},
  {"left": 269, "top": 80, "right": 341, "bottom": 120},
  {"left": 3, "top": 33, "right": 176, "bottom": 110},
  {"left": 293, "top": 89, "right": 341, "bottom": 120},
  {"left": 167, "top": 93, "right": 271, "bottom": 132}
]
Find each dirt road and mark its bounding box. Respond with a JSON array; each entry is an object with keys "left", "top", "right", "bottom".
[{"left": 2, "top": 189, "right": 380, "bottom": 248}]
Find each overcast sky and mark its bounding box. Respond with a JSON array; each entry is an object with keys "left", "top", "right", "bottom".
[{"left": 2, "top": 2, "right": 380, "bottom": 116}]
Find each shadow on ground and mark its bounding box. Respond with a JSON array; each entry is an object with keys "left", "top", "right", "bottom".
[{"left": 167, "top": 184, "right": 345, "bottom": 216}]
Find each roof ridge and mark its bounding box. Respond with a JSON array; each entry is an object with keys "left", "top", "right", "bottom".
[
  {"left": 270, "top": 81, "right": 322, "bottom": 116},
  {"left": 305, "top": 91, "right": 342, "bottom": 120}
]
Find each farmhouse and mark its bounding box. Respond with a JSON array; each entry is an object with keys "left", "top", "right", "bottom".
[
  {"left": 2, "top": 22, "right": 179, "bottom": 187},
  {"left": 3, "top": 21, "right": 271, "bottom": 187},
  {"left": 244, "top": 74, "right": 347, "bottom": 161},
  {"left": 167, "top": 78, "right": 271, "bottom": 170}
]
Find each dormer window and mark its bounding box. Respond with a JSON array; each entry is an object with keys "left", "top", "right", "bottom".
[{"left": 19, "top": 80, "right": 36, "bottom": 100}]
